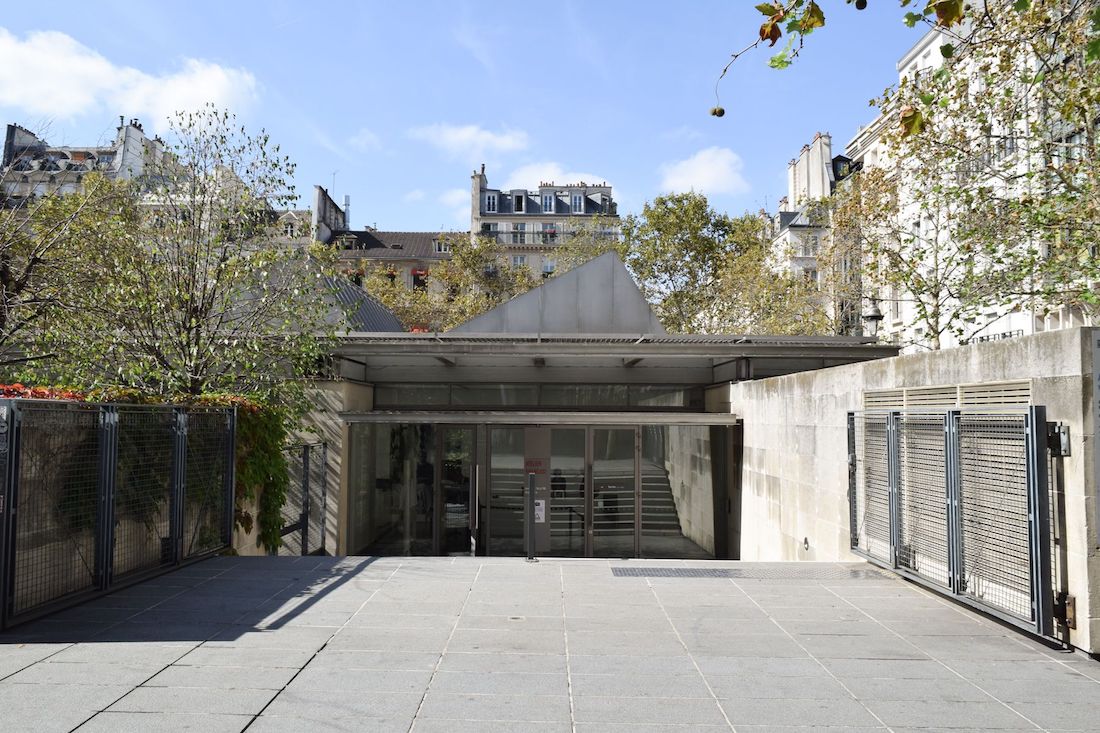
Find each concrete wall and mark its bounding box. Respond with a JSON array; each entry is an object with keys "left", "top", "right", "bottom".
[
  {"left": 662, "top": 426, "right": 716, "bottom": 555},
  {"left": 729, "top": 326, "right": 1099, "bottom": 653}
]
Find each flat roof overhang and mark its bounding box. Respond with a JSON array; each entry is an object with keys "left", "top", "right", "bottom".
[
  {"left": 341, "top": 410, "right": 741, "bottom": 425},
  {"left": 334, "top": 332, "right": 900, "bottom": 384}
]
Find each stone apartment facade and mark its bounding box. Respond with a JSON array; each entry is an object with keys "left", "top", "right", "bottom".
[
  {"left": 775, "top": 24, "right": 1095, "bottom": 351},
  {"left": 1, "top": 118, "right": 165, "bottom": 204},
  {"left": 470, "top": 164, "right": 619, "bottom": 278}
]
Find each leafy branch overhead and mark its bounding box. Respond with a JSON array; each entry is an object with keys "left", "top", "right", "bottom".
[{"left": 714, "top": 0, "right": 978, "bottom": 119}]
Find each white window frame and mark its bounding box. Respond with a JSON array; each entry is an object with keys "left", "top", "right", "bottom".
[
  {"left": 511, "top": 222, "right": 526, "bottom": 245},
  {"left": 435, "top": 239, "right": 452, "bottom": 254},
  {"left": 571, "top": 193, "right": 583, "bottom": 214},
  {"left": 512, "top": 254, "right": 527, "bottom": 267},
  {"left": 485, "top": 193, "right": 497, "bottom": 213},
  {"left": 542, "top": 194, "right": 554, "bottom": 213}
]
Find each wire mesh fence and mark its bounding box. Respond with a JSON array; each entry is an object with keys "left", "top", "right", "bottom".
[
  {"left": 278, "top": 442, "right": 328, "bottom": 556},
  {"left": 0, "top": 400, "right": 235, "bottom": 628},
  {"left": 849, "top": 407, "right": 1053, "bottom": 637}
]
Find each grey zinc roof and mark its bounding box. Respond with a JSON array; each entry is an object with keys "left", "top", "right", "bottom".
[
  {"left": 449, "top": 252, "right": 666, "bottom": 335},
  {"left": 324, "top": 276, "right": 403, "bottom": 332},
  {"left": 335, "top": 230, "right": 452, "bottom": 261}
]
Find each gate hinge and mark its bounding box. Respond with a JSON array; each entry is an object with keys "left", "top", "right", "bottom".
[{"left": 1053, "top": 592, "right": 1077, "bottom": 629}]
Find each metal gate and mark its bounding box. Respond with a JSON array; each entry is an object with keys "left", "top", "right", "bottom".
[
  {"left": 848, "top": 407, "right": 1053, "bottom": 636},
  {"left": 0, "top": 400, "right": 235, "bottom": 629},
  {"left": 279, "top": 442, "right": 328, "bottom": 556}
]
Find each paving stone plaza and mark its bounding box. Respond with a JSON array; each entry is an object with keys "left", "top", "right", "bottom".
[{"left": 0, "top": 556, "right": 1098, "bottom": 732}]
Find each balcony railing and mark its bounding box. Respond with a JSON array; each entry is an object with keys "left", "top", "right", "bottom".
[{"left": 478, "top": 230, "right": 620, "bottom": 246}]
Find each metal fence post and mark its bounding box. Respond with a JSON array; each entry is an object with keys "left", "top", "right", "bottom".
[
  {"left": 847, "top": 412, "right": 858, "bottom": 549},
  {"left": 95, "top": 406, "right": 119, "bottom": 590},
  {"left": 526, "top": 472, "right": 536, "bottom": 562},
  {"left": 300, "top": 444, "right": 310, "bottom": 556},
  {"left": 887, "top": 410, "right": 901, "bottom": 568},
  {"left": 224, "top": 408, "right": 236, "bottom": 549},
  {"left": 170, "top": 408, "right": 188, "bottom": 564},
  {"left": 944, "top": 410, "right": 962, "bottom": 594},
  {"left": 0, "top": 401, "right": 16, "bottom": 629},
  {"left": 1026, "top": 406, "right": 1054, "bottom": 637},
  {"left": 319, "top": 442, "right": 328, "bottom": 555}
]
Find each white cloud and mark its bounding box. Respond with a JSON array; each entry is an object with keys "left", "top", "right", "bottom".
[
  {"left": 403, "top": 189, "right": 426, "bottom": 203},
  {"left": 348, "top": 127, "right": 381, "bottom": 152},
  {"left": 501, "top": 162, "right": 609, "bottom": 192},
  {"left": 659, "top": 147, "right": 750, "bottom": 197},
  {"left": 661, "top": 125, "right": 704, "bottom": 143},
  {"left": 408, "top": 123, "right": 528, "bottom": 165},
  {"left": 0, "top": 29, "right": 257, "bottom": 131},
  {"left": 439, "top": 188, "right": 470, "bottom": 226},
  {"left": 453, "top": 22, "right": 496, "bottom": 74}
]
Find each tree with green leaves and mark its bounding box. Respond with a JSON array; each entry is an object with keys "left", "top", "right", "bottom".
[
  {"left": 712, "top": 224, "right": 830, "bottom": 335},
  {"left": 616, "top": 192, "right": 743, "bottom": 333},
  {"left": 831, "top": 0, "right": 1100, "bottom": 349},
  {"left": 362, "top": 233, "right": 537, "bottom": 331},
  {"left": 556, "top": 192, "right": 829, "bottom": 335},
  {"left": 34, "top": 106, "right": 339, "bottom": 403},
  {"left": 0, "top": 173, "right": 128, "bottom": 369}
]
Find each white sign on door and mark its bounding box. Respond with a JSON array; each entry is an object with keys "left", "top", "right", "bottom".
[{"left": 534, "top": 499, "right": 546, "bottom": 524}]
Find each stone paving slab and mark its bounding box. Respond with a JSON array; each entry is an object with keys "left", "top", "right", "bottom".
[{"left": 0, "top": 555, "right": 1097, "bottom": 732}]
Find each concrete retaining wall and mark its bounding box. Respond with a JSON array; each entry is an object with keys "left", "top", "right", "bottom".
[{"left": 728, "top": 326, "right": 1099, "bottom": 653}]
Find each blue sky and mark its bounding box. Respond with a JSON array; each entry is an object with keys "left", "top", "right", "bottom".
[{"left": 0, "top": 1, "right": 922, "bottom": 231}]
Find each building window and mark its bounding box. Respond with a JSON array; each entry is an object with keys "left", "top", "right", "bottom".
[
  {"left": 514, "top": 194, "right": 525, "bottom": 213},
  {"left": 542, "top": 259, "right": 557, "bottom": 278},
  {"left": 511, "top": 223, "right": 526, "bottom": 245},
  {"left": 571, "top": 194, "right": 583, "bottom": 213},
  {"left": 804, "top": 268, "right": 818, "bottom": 284},
  {"left": 485, "top": 193, "right": 497, "bottom": 213},
  {"left": 283, "top": 221, "right": 296, "bottom": 237},
  {"left": 481, "top": 222, "right": 499, "bottom": 241},
  {"left": 541, "top": 223, "right": 557, "bottom": 244},
  {"left": 435, "top": 239, "right": 452, "bottom": 254},
  {"left": 412, "top": 269, "right": 428, "bottom": 289},
  {"left": 542, "top": 194, "right": 554, "bottom": 213},
  {"left": 512, "top": 255, "right": 527, "bottom": 267}
]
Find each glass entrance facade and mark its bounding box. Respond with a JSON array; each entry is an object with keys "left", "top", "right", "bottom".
[{"left": 347, "top": 421, "right": 735, "bottom": 559}]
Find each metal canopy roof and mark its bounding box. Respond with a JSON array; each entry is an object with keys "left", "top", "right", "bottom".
[
  {"left": 341, "top": 410, "right": 742, "bottom": 425},
  {"left": 336, "top": 331, "right": 897, "bottom": 360}
]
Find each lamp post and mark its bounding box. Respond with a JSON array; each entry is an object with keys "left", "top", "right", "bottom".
[{"left": 862, "top": 297, "right": 884, "bottom": 340}]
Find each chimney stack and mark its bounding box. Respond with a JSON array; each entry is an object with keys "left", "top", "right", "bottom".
[{"left": 343, "top": 194, "right": 351, "bottom": 229}]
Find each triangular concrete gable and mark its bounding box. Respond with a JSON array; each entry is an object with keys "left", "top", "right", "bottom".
[{"left": 449, "top": 252, "right": 666, "bottom": 335}]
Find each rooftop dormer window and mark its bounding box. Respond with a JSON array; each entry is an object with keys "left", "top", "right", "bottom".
[
  {"left": 514, "top": 194, "right": 524, "bottom": 213},
  {"left": 485, "top": 193, "right": 497, "bottom": 213},
  {"left": 571, "top": 194, "right": 583, "bottom": 214}
]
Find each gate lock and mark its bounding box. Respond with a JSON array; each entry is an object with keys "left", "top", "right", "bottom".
[{"left": 1047, "top": 423, "right": 1071, "bottom": 458}]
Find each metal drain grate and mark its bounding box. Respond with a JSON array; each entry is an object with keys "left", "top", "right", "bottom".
[
  {"left": 612, "top": 567, "right": 732, "bottom": 578},
  {"left": 611, "top": 565, "right": 889, "bottom": 580}
]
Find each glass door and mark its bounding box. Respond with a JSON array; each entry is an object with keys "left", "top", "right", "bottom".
[
  {"left": 592, "top": 427, "right": 637, "bottom": 558},
  {"left": 488, "top": 427, "right": 525, "bottom": 555},
  {"left": 439, "top": 427, "right": 475, "bottom": 555},
  {"left": 547, "top": 428, "right": 586, "bottom": 556}
]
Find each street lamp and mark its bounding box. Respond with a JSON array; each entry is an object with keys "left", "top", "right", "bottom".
[{"left": 862, "top": 297, "right": 884, "bottom": 339}]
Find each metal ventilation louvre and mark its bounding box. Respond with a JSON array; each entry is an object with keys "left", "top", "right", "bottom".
[
  {"left": 864, "top": 389, "right": 904, "bottom": 409},
  {"left": 904, "top": 386, "right": 959, "bottom": 408},
  {"left": 863, "top": 380, "right": 1032, "bottom": 410},
  {"left": 959, "top": 380, "right": 1032, "bottom": 407}
]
